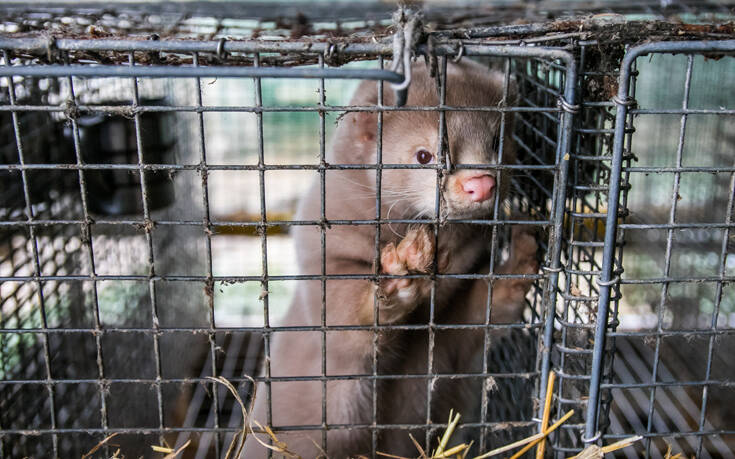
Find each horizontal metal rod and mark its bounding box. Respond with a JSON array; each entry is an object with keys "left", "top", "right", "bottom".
[
  {"left": 0, "top": 370, "right": 539, "bottom": 386},
  {"left": 0, "top": 64, "right": 405, "bottom": 81},
  {"left": 620, "top": 275, "right": 735, "bottom": 284},
  {"left": 624, "top": 166, "right": 735, "bottom": 173},
  {"left": 607, "top": 329, "right": 735, "bottom": 338},
  {"left": 0, "top": 37, "right": 574, "bottom": 62},
  {"left": 0, "top": 322, "right": 544, "bottom": 334},
  {"left": 0, "top": 420, "right": 543, "bottom": 436},
  {"left": 620, "top": 222, "right": 735, "bottom": 230},
  {"left": 602, "top": 430, "right": 735, "bottom": 440},
  {"left": 0, "top": 162, "right": 558, "bottom": 171},
  {"left": 631, "top": 108, "right": 735, "bottom": 115},
  {"left": 0, "top": 272, "right": 546, "bottom": 283},
  {"left": 601, "top": 380, "right": 735, "bottom": 390},
  {"left": 0, "top": 218, "right": 552, "bottom": 227},
  {"left": 0, "top": 221, "right": 552, "bottom": 232},
  {"left": 0, "top": 103, "right": 564, "bottom": 114}
]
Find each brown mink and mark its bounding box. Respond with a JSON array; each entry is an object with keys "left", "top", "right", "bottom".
[{"left": 244, "top": 58, "right": 539, "bottom": 458}]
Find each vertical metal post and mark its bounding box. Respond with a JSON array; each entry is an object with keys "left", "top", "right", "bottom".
[
  {"left": 583, "top": 49, "right": 638, "bottom": 445},
  {"left": 478, "top": 56, "right": 509, "bottom": 452},
  {"left": 192, "top": 51, "right": 221, "bottom": 456},
  {"left": 318, "top": 52, "right": 328, "bottom": 453},
  {"left": 128, "top": 51, "right": 166, "bottom": 446},
  {"left": 644, "top": 54, "right": 694, "bottom": 457},
  {"left": 62, "top": 52, "right": 110, "bottom": 451},
  {"left": 537, "top": 55, "right": 578, "bottom": 420},
  {"left": 253, "top": 53, "right": 274, "bottom": 458},
  {"left": 425, "top": 54, "right": 448, "bottom": 450},
  {"left": 372, "top": 55, "right": 385, "bottom": 459}
]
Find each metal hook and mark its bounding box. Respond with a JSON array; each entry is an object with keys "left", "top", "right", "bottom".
[
  {"left": 452, "top": 43, "right": 465, "bottom": 63},
  {"left": 389, "top": 7, "right": 422, "bottom": 107},
  {"left": 216, "top": 37, "right": 227, "bottom": 60}
]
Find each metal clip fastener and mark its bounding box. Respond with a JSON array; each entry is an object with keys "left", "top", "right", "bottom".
[
  {"left": 596, "top": 275, "right": 620, "bottom": 287},
  {"left": 612, "top": 95, "right": 636, "bottom": 107},
  {"left": 542, "top": 265, "right": 563, "bottom": 274},
  {"left": 558, "top": 97, "right": 580, "bottom": 114},
  {"left": 581, "top": 430, "right": 602, "bottom": 443}
]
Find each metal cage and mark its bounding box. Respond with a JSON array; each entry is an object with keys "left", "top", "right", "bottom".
[{"left": 0, "top": 2, "right": 734, "bottom": 458}]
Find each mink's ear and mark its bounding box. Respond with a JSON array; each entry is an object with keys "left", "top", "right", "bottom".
[
  {"left": 488, "top": 70, "right": 518, "bottom": 106},
  {"left": 489, "top": 71, "right": 519, "bottom": 139},
  {"left": 342, "top": 80, "right": 395, "bottom": 145},
  {"left": 507, "top": 75, "right": 519, "bottom": 106}
]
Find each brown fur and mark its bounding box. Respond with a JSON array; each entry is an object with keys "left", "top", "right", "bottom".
[{"left": 244, "top": 59, "right": 538, "bottom": 458}]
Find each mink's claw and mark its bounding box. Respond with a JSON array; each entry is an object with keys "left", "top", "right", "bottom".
[{"left": 379, "top": 226, "right": 435, "bottom": 299}]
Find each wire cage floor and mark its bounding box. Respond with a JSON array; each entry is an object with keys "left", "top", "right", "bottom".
[{"left": 1, "top": 1, "right": 735, "bottom": 458}]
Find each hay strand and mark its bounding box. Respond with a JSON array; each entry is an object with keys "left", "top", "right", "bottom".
[
  {"left": 509, "top": 371, "right": 557, "bottom": 459},
  {"left": 536, "top": 371, "right": 556, "bottom": 459},
  {"left": 82, "top": 433, "right": 119, "bottom": 459},
  {"left": 435, "top": 443, "right": 470, "bottom": 458},
  {"left": 567, "top": 435, "right": 643, "bottom": 458},
  {"left": 435, "top": 409, "right": 462, "bottom": 457},
  {"left": 206, "top": 375, "right": 251, "bottom": 459},
  {"left": 161, "top": 440, "right": 191, "bottom": 459},
  {"left": 471, "top": 409, "right": 574, "bottom": 459},
  {"left": 409, "top": 433, "right": 429, "bottom": 459}
]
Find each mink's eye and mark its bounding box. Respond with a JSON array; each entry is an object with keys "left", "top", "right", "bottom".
[{"left": 415, "top": 149, "right": 434, "bottom": 165}]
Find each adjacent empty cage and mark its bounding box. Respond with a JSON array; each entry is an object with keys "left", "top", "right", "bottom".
[{"left": 1, "top": 2, "right": 735, "bottom": 458}]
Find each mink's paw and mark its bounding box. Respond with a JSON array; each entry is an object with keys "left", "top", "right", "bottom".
[{"left": 379, "top": 226, "right": 435, "bottom": 300}]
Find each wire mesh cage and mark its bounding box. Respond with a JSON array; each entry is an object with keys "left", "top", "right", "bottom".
[{"left": 0, "top": 1, "right": 734, "bottom": 458}]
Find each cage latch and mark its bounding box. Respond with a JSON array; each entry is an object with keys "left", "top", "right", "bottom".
[{"left": 390, "top": 7, "right": 423, "bottom": 106}]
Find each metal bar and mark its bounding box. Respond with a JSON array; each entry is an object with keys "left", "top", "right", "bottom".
[
  {"left": 0, "top": 321, "right": 546, "bottom": 335},
  {"left": 192, "top": 51, "right": 222, "bottom": 457},
  {"left": 371, "top": 55, "right": 385, "bottom": 459},
  {"left": 0, "top": 103, "right": 564, "bottom": 115},
  {"left": 0, "top": 38, "right": 576, "bottom": 60},
  {"left": 0, "top": 272, "right": 545, "bottom": 283},
  {"left": 478, "top": 55, "right": 510, "bottom": 452},
  {"left": 61, "top": 51, "right": 111, "bottom": 449},
  {"left": 537, "top": 47, "right": 577, "bottom": 424},
  {"left": 252, "top": 51, "right": 274, "bottom": 457},
  {"left": 0, "top": 64, "right": 404, "bottom": 82},
  {"left": 128, "top": 50, "right": 167, "bottom": 447},
  {"left": 425, "top": 54, "right": 448, "bottom": 451},
  {"left": 643, "top": 53, "right": 694, "bottom": 458},
  {"left": 0, "top": 162, "right": 559, "bottom": 171},
  {"left": 0, "top": 368, "right": 720, "bottom": 387},
  {"left": 318, "top": 52, "right": 328, "bottom": 453}
]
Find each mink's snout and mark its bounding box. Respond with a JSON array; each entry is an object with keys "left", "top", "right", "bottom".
[{"left": 460, "top": 174, "right": 496, "bottom": 202}]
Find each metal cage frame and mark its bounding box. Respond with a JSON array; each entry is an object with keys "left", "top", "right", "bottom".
[{"left": 0, "top": 8, "right": 734, "bottom": 457}]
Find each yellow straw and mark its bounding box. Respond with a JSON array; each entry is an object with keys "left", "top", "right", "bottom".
[
  {"left": 536, "top": 371, "right": 556, "bottom": 459},
  {"left": 471, "top": 409, "right": 574, "bottom": 459}
]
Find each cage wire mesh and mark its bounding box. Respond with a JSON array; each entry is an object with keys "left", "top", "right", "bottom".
[{"left": 0, "top": 1, "right": 734, "bottom": 458}]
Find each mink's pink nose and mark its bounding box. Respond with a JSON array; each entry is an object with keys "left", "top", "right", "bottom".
[{"left": 461, "top": 175, "right": 496, "bottom": 202}]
